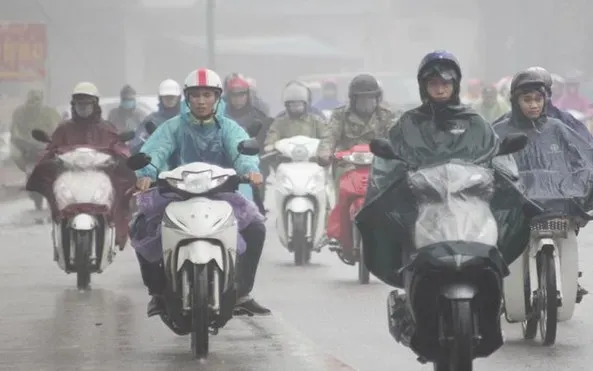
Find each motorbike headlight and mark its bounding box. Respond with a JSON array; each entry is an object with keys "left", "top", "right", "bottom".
[
  {"left": 346, "top": 152, "right": 374, "bottom": 165},
  {"left": 306, "top": 170, "right": 325, "bottom": 192},
  {"left": 167, "top": 171, "right": 228, "bottom": 194}
]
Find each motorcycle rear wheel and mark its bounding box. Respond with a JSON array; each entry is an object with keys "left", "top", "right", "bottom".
[{"left": 191, "top": 264, "right": 210, "bottom": 358}]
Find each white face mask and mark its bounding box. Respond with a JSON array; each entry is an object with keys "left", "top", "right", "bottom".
[{"left": 74, "top": 102, "right": 94, "bottom": 118}]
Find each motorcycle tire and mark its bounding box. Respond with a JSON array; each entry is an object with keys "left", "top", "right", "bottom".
[
  {"left": 292, "top": 213, "right": 310, "bottom": 266},
  {"left": 74, "top": 230, "right": 92, "bottom": 291},
  {"left": 539, "top": 247, "right": 558, "bottom": 346},
  {"left": 353, "top": 223, "right": 369, "bottom": 284},
  {"left": 521, "top": 268, "right": 538, "bottom": 340},
  {"left": 434, "top": 300, "right": 474, "bottom": 371},
  {"left": 191, "top": 264, "right": 210, "bottom": 359}
]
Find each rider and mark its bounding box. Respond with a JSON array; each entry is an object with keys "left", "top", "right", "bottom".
[
  {"left": 131, "top": 79, "right": 182, "bottom": 153},
  {"left": 134, "top": 68, "right": 271, "bottom": 317},
  {"left": 224, "top": 75, "right": 270, "bottom": 145},
  {"left": 10, "top": 90, "right": 61, "bottom": 173},
  {"left": 313, "top": 79, "right": 342, "bottom": 111},
  {"left": 461, "top": 78, "right": 482, "bottom": 105},
  {"left": 555, "top": 72, "right": 591, "bottom": 112},
  {"left": 492, "top": 67, "right": 593, "bottom": 142},
  {"left": 263, "top": 82, "right": 328, "bottom": 152},
  {"left": 492, "top": 69, "right": 591, "bottom": 303},
  {"left": 355, "top": 51, "right": 502, "bottom": 347},
  {"left": 25, "top": 82, "right": 135, "bottom": 249},
  {"left": 551, "top": 73, "right": 565, "bottom": 104},
  {"left": 107, "top": 84, "right": 145, "bottom": 133},
  {"left": 473, "top": 84, "right": 510, "bottom": 123},
  {"left": 276, "top": 81, "right": 326, "bottom": 120},
  {"left": 316, "top": 73, "right": 397, "bottom": 260},
  {"left": 245, "top": 77, "right": 271, "bottom": 116}
]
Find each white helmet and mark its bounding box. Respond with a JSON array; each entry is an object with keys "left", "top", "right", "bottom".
[
  {"left": 282, "top": 82, "right": 308, "bottom": 103},
  {"left": 183, "top": 68, "right": 223, "bottom": 93},
  {"left": 158, "top": 79, "right": 181, "bottom": 96},
  {"left": 72, "top": 82, "right": 99, "bottom": 98}
]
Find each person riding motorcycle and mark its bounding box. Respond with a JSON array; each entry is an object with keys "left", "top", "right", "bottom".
[
  {"left": 10, "top": 90, "right": 61, "bottom": 174},
  {"left": 134, "top": 68, "right": 271, "bottom": 317},
  {"left": 461, "top": 78, "right": 482, "bottom": 105},
  {"left": 25, "top": 82, "right": 135, "bottom": 249},
  {"left": 492, "top": 67, "right": 593, "bottom": 142},
  {"left": 222, "top": 73, "right": 270, "bottom": 116},
  {"left": 473, "top": 85, "right": 510, "bottom": 123},
  {"left": 555, "top": 71, "right": 591, "bottom": 112},
  {"left": 107, "top": 84, "right": 146, "bottom": 133},
  {"left": 316, "top": 73, "right": 397, "bottom": 191},
  {"left": 551, "top": 73, "right": 565, "bottom": 104},
  {"left": 492, "top": 69, "right": 591, "bottom": 302},
  {"left": 313, "top": 79, "right": 342, "bottom": 111},
  {"left": 355, "top": 51, "right": 516, "bottom": 349},
  {"left": 131, "top": 79, "right": 182, "bottom": 154}
]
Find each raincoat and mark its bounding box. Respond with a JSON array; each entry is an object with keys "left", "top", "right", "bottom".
[
  {"left": 26, "top": 118, "right": 136, "bottom": 246},
  {"left": 263, "top": 113, "right": 328, "bottom": 147},
  {"left": 131, "top": 102, "right": 181, "bottom": 152},
  {"left": 225, "top": 97, "right": 271, "bottom": 146},
  {"left": 473, "top": 97, "right": 510, "bottom": 123},
  {"left": 136, "top": 101, "right": 260, "bottom": 202},
  {"left": 555, "top": 92, "right": 591, "bottom": 112},
  {"left": 354, "top": 104, "right": 529, "bottom": 288},
  {"left": 107, "top": 106, "right": 146, "bottom": 133},
  {"left": 10, "top": 103, "right": 61, "bottom": 169}
]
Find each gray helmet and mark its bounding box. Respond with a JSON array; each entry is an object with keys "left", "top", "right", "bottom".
[
  {"left": 526, "top": 66, "right": 552, "bottom": 94},
  {"left": 282, "top": 82, "right": 308, "bottom": 103},
  {"left": 510, "top": 69, "right": 547, "bottom": 96}
]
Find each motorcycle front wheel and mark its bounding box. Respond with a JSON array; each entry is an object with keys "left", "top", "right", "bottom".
[
  {"left": 291, "top": 213, "right": 310, "bottom": 266},
  {"left": 74, "top": 230, "right": 92, "bottom": 290},
  {"left": 434, "top": 300, "right": 474, "bottom": 371},
  {"left": 539, "top": 247, "right": 558, "bottom": 346},
  {"left": 353, "top": 223, "right": 369, "bottom": 284},
  {"left": 191, "top": 264, "right": 210, "bottom": 358}
]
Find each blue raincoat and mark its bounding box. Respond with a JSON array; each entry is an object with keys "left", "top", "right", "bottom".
[{"left": 136, "top": 99, "right": 258, "bottom": 200}]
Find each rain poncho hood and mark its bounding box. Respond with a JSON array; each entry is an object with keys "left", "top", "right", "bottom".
[
  {"left": 354, "top": 104, "right": 530, "bottom": 287},
  {"left": 136, "top": 99, "right": 258, "bottom": 180}
]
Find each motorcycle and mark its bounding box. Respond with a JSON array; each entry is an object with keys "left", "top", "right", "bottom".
[
  {"left": 264, "top": 135, "right": 329, "bottom": 265},
  {"left": 31, "top": 129, "right": 136, "bottom": 290},
  {"left": 327, "top": 144, "right": 373, "bottom": 283},
  {"left": 126, "top": 139, "right": 260, "bottom": 359},
  {"left": 370, "top": 134, "right": 528, "bottom": 371},
  {"left": 504, "top": 181, "right": 593, "bottom": 346}
]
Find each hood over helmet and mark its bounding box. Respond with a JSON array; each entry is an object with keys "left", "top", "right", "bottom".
[
  {"left": 525, "top": 66, "right": 552, "bottom": 95},
  {"left": 510, "top": 69, "right": 548, "bottom": 122}
]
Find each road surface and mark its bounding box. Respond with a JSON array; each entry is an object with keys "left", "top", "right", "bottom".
[{"left": 1, "top": 194, "right": 593, "bottom": 370}]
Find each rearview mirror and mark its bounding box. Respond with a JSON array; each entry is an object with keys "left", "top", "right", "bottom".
[
  {"left": 369, "top": 138, "right": 397, "bottom": 160},
  {"left": 237, "top": 139, "right": 260, "bottom": 156},
  {"left": 31, "top": 129, "right": 51, "bottom": 143},
  {"left": 126, "top": 152, "right": 152, "bottom": 170},
  {"left": 498, "top": 133, "right": 528, "bottom": 156},
  {"left": 145, "top": 121, "right": 157, "bottom": 135},
  {"left": 118, "top": 131, "right": 135, "bottom": 142}
]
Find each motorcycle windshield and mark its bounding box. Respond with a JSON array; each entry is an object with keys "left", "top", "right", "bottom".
[
  {"left": 408, "top": 162, "right": 498, "bottom": 248},
  {"left": 274, "top": 136, "right": 320, "bottom": 161}
]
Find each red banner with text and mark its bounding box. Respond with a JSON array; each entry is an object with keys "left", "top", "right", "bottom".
[{"left": 0, "top": 22, "right": 47, "bottom": 81}]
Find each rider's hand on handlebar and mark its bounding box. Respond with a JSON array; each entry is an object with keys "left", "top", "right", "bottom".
[
  {"left": 136, "top": 177, "right": 152, "bottom": 192},
  {"left": 247, "top": 172, "right": 263, "bottom": 186}
]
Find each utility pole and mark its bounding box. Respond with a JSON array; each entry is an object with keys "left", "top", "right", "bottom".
[{"left": 205, "top": 0, "right": 215, "bottom": 69}]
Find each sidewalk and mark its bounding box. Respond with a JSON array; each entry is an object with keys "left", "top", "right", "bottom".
[{"left": 0, "top": 162, "right": 26, "bottom": 201}]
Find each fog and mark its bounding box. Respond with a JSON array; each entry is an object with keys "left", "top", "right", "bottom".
[{"left": 1, "top": 0, "right": 591, "bottom": 114}]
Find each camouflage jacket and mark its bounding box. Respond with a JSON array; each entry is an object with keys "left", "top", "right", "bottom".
[
  {"left": 317, "top": 103, "right": 398, "bottom": 158},
  {"left": 263, "top": 113, "right": 328, "bottom": 148}
]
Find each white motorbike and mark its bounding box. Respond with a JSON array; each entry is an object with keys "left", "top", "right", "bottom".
[
  {"left": 265, "top": 136, "right": 329, "bottom": 265},
  {"left": 127, "top": 139, "right": 260, "bottom": 359},
  {"left": 31, "top": 129, "right": 135, "bottom": 290},
  {"left": 504, "top": 196, "right": 592, "bottom": 346}
]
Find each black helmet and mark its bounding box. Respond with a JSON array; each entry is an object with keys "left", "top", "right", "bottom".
[
  {"left": 510, "top": 69, "right": 547, "bottom": 96},
  {"left": 348, "top": 74, "right": 381, "bottom": 99},
  {"left": 525, "top": 66, "right": 552, "bottom": 95},
  {"left": 417, "top": 51, "right": 462, "bottom": 83}
]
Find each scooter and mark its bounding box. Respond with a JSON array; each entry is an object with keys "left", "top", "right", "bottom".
[
  {"left": 371, "top": 134, "right": 528, "bottom": 371},
  {"left": 327, "top": 144, "right": 373, "bottom": 284},
  {"left": 126, "top": 139, "right": 260, "bottom": 359},
  {"left": 504, "top": 197, "right": 593, "bottom": 346},
  {"left": 265, "top": 135, "right": 328, "bottom": 265},
  {"left": 31, "top": 129, "right": 136, "bottom": 290}
]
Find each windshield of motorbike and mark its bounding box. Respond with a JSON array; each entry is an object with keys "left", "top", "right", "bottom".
[
  {"left": 274, "top": 136, "right": 320, "bottom": 161},
  {"left": 408, "top": 162, "right": 498, "bottom": 249}
]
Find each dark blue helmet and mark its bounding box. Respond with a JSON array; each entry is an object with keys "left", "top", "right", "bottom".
[{"left": 417, "top": 51, "right": 462, "bottom": 82}]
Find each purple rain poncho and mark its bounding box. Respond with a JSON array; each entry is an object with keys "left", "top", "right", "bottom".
[{"left": 130, "top": 188, "right": 264, "bottom": 262}]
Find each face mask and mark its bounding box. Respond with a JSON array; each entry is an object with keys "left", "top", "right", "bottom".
[
  {"left": 286, "top": 101, "right": 306, "bottom": 116},
  {"left": 121, "top": 99, "right": 136, "bottom": 109},
  {"left": 74, "top": 102, "right": 94, "bottom": 118},
  {"left": 354, "top": 97, "right": 377, "bottom": 115}
]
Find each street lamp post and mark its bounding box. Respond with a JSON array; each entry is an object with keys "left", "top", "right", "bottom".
[{"left": 205, "top": 0, "right": 215, "bottom": 69}]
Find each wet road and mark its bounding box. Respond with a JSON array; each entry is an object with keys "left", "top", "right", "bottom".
[{"left": 2, "top": 194, "right": 593, "bottom": 370}]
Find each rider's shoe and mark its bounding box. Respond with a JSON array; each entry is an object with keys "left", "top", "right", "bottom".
[
  {"left": 387, "top": 290, "right": 414, "bottom": 347},
  {"left": 234, "top": 297, "right": 271, "bottom": 316},
  {"left": 147, "top": 295, "right": 166, "bottom": 317},
  {"left": 577, "top": 283, "right": 588, "bottom": 304},
  {"left": 326, "top": 238, "right": 341, "bottom": 252}
]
